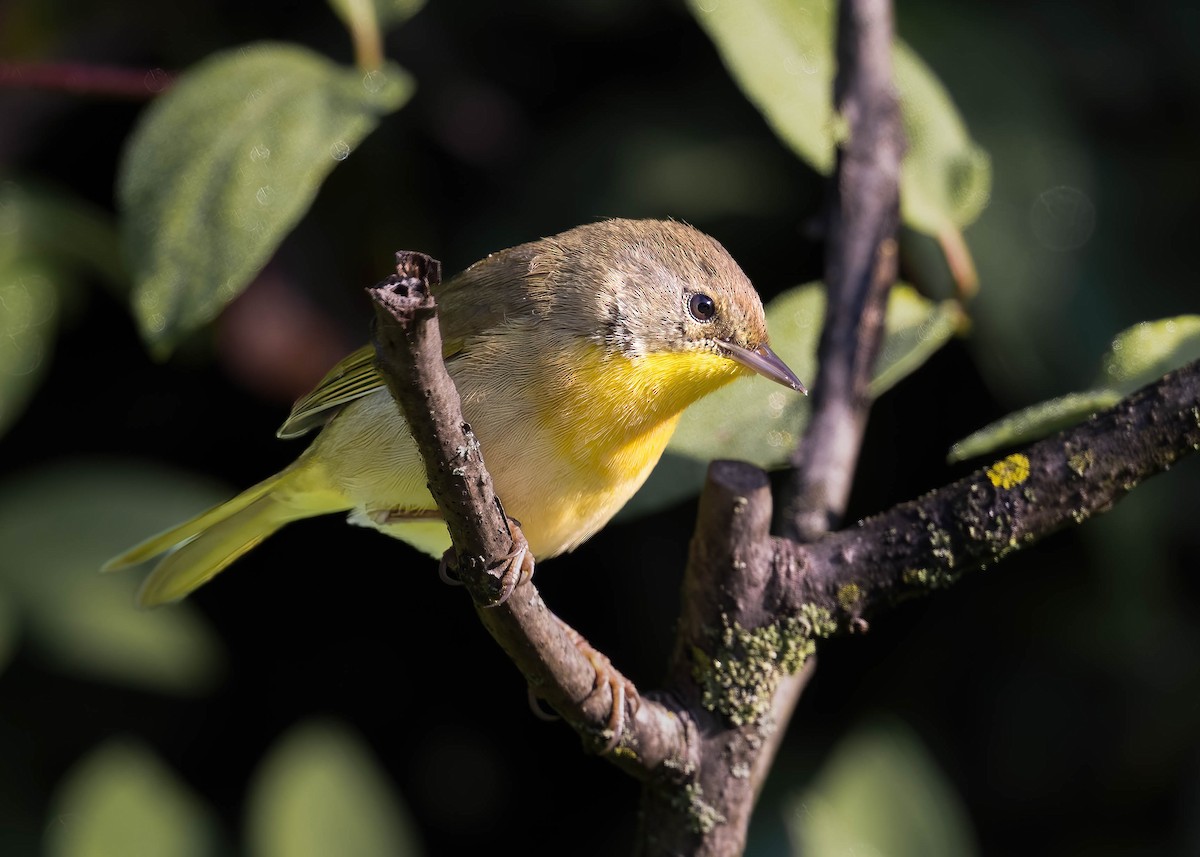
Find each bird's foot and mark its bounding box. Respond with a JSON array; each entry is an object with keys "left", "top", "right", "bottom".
[
  {"left": 558, "top": 621, "right": 640, "bottom": 753},
  {"left": 438, "top": 519, "right": 534, "bottom": 605}
]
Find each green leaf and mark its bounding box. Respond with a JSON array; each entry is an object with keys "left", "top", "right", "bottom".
[
  {"left": 0, "top": 181, "right": 124, "bottom": 437},
  {"left": 950, "top": 315, "right": 1200, "bottom": 462},
  {"left": 118, "top": 43, "right": 413, "bottom": 354},
  {"left": 0, "top": 460, "right": 226, "bottom": 693},
  {"left": 247, "top": 720, "right": 423, "bottom": 857},
  {"left": 871, "top": 285, "right": 962, "bottom": 397},
  {"left": 45, "top": 740, "right": 218, "bottom": 857},
  {"left": 625, "top": 283, "right": 956, "bottom": 517},
  {"left": 0, "top": 179, "right": 125, "bottom": 293},
  {"left": 1096, "top": 316, "right": 1200, "bottom": 395},
  {"left": 892, "top": 43, "right": 992, "bottom": 244},
  {"left": 687, "top": 0, "right": 991, "bottom": 242},
  {"left": 786, "top": 719, "right": 979, "bottom": 857},
  {"left": 947, "top": 390, "right": 1122, "bottom": 464},
  {"left": 0, "top": 257, "right": 58, "bottom": 437},
  {"left": 328, "top": 0, "right": 425, "bottom": 32}
]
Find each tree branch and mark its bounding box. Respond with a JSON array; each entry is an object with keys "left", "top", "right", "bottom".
[
  {"left": 366, "top": 253, "right": 688, "bottom": 771},
  {"left": 775, "top": 358, "right": 1200, "bottom": 625},
  {"left": 366, "top": 266, "right": 1200, "bottom": 857}
]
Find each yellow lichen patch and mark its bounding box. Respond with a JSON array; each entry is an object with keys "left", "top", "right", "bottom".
[
  {"left": 837, "top": 582, "right": 862, "bottom": 613},
  {"left": 986, "top": 453, "right": 1030, "bottom": 490}
]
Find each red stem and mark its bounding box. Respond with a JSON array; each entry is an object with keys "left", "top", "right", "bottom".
[{"left": 0, "top": 61, "right": 174, "bottom": 100}]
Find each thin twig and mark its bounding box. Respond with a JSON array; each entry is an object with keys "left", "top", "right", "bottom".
[
  {"left": 0, "top": 61, "right": 173, "bottom": 99},
  {"left": 781, "top": 0, "right": 905, "bottom": 542}
]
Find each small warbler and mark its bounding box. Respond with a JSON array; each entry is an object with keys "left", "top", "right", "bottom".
[{"left": 105, "top": 218, "right": 805, "bottom": 605}]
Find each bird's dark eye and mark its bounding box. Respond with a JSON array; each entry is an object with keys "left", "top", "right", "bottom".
[{"left": 688, "top": 292, "right": 717, "bottom": 322}]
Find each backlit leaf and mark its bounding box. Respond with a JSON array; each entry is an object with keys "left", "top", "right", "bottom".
[
  {"left": 786, "top": 720, "right": 979, "bottom": 857},
  {"left": 0, "top": 461, "right": 226, "bottom": 693},
  {"left": 687, "top": 0, "right": 991, "bottom": 254},
  {"left": 118, "top": 43, "right": 412, "bottom": 353},
  {"left": 46, "top": 741, "right": 217, "bottom": 857},
  {"left": 950, "top": 316, "right": 1200, "bottom": 462},
  {"left": 247, "top": 720, "right": 423, "bottom": 857}
]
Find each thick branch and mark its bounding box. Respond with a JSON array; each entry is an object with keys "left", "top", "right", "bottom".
[
  {"left": 366, "top": 253, "right": 687, "bottom": 770},
  {"left": 774, "top": 359, "right": 1200, "bottom": 624},
  {"left": 632, "top": 1, "right": 906, "bottom": 853}
]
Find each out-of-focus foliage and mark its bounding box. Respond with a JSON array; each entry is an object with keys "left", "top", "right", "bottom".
[
  {"left": 43, "top": 722, "right": 419, "bottom": 857},
  {"left": 0, "top": 461, "right": 225, "bottom": 691},
  {"left": 0, "top": 182, "right": 121, "bottom": 438},
  {"left": 785, "top": 720, "right": 979, "bottom": 857},
  {"left": 118, "top": 44, "right": 412, "bottom": 354},
  {"left": 1, "top": 0, "right": 1198, "bottom": 855},
  {"left": 950, "top": 315, "right": 1200, "bottom": 461},
  {"left": 688, "top": 0, "right": 991, "bottom": 272},
  {"left": 246, "top": 720, "right": 424, "bottom": 857},
  {"left": 46, "top": 741, "right": 218, "bottom": 857},
  {"left": 625, "top": 283, "right": 960, "bottom": 517}
]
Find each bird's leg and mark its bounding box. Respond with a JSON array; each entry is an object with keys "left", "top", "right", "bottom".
[{"left": 555, "top": 620, "right": 640, "bottom": 753}]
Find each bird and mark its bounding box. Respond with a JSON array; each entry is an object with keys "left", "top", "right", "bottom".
[{"left": 104, "top": 218, "right": 806, "bottom": 607}]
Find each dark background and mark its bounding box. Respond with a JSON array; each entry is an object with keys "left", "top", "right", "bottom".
[{"left": 2, "top": 0, "right": 1199, "bottom": 854}]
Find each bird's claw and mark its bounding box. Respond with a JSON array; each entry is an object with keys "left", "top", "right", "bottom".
[
  {"left": 438, "top": 520, "right": 534, "bottom": 606},
  {"left": 560, "top": 623, "right": 639, "bottom": 753}
]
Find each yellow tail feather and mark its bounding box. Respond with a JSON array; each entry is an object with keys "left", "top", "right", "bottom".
[{"left": 103, "top": 469, "right": 345, "bottom": 607}]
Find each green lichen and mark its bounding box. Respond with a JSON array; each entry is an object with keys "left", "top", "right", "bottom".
[
  {"left": 1067, "top": 449, "right": 1094, "bottom": 476},
  {"left": 901, "top": 566, "right": 958, "bottom": 589},
  {"left": 681, "top": 782, "right": 726, "bottom": 835},
  {"left": 928, "top": 524, "right": 956, "bottom": 569},
  {"left": 692, "top": 607, "right": 835, "bottom": 726}
]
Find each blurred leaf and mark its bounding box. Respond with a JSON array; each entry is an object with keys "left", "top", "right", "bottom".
[
  {"left": 118, "top": 43, "right": 413, "bottom": 354},
  {"left": 247, "top": 720, "right": 423, "bottom": 857},
  {"left": 1095, "top": 316, "right": 1200, "bottom": 395},
  {"left": 328, "top": 0, "right": 425, "bottom": 32},
  {"left": 786, "top": 719, "right": 979, "bottom": 857},
  {"left": 950, "top": 316, "right": 1200, "bottom": 462},
  {"left": 688, "top": 0, "right": 991, "bottom": 249},
  {"left": 0, "top": 181, "right": 123, "bottom": 437},
  {"left": 948, "top": 390, "right": 1122, "bottom": 464},
  {"left": 0, "top": 587, "right": 17, "bottom": 678},
  {"left": 627, "top": 283, "right": 955, "bottom": 517},
  {"left": 0, "top": 257, "right": 57, "bottom": 437},
  {"left": 0, "top": 179, "right": 124, "bottom": 292},
  {"left": 871, "top": 286, "right": 962, "bottom": 397},
  {"left": 0, "top": 460, "right": 226, "bottom": 693},
  {"left": 45, "top": 740, "right": 218, "bottom": 857}
]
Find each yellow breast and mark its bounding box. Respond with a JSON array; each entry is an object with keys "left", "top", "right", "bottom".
[{"left": 478, "top": 342, "right": 749, "bottom": 556}]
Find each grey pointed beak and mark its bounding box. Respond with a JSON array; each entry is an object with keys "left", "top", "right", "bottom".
[{"left": 720, "top": 341, "right": 808, "bottom": 394}]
